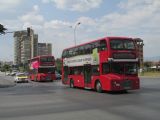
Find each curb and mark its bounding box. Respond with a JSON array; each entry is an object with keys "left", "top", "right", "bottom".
[{"left": 0, "top": 84, "right": 16, "bottom": 88}]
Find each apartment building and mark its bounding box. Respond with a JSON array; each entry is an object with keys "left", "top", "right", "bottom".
[
  {"left": 13, "top": 28, "right": 38, "bottom": 65},
  {"left": 14, "top": 28, "right": 52, "bottom": 65},
  {"left": 38, "top": 43, "right": 52, "bottom": 56}
]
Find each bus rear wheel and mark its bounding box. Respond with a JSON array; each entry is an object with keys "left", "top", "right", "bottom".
[
  {"left": 95, "top": 81, "right": 103, "bottom": 93},
  {"left": 70, "top": 80, "right": 74, "bottom": 88}
]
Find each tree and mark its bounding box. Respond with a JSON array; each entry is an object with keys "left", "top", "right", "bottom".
[
  {"left": 55, "top": 58, "right": 62, "bottom": 74},
  {"left": 143, "top": 61, "right": 153, "bottom": 71},
  {"left": 0, "top": 24, "right": 7, "bottom": 35},
  {"left": 1, "top": 64, "right": 11, "bottom": 72}
]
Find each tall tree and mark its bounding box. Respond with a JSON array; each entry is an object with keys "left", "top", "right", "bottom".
[
  {"left": 55, "top": 58, "right": 62, "bottom": 74},
  {"left": 143, "top": 61, "right": 152, "bottom": 68},
  {"left": 0, "top": 24, "right": 7, "bottom": 35}
]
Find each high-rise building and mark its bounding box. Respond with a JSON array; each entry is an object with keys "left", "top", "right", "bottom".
[
  {"left": 38, "top": 43, "right": 52, "bottom": 56},
  {"left": 14, "top": 28, "right": 52, "bottom": 65},
  {"left": 33, "top": 34, "right": 38, "bottom": 58},
  {"left": 13, "top": 28, "right": 38, "bottom": 65}
]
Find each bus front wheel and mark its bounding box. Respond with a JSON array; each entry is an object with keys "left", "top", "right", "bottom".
[{"left": 95, "top": 81, "right": 103, "bottom": 93}]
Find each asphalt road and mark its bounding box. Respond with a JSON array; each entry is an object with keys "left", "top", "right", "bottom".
[{"left": 0, "top": 76, "right": 160, "bottom": 120}]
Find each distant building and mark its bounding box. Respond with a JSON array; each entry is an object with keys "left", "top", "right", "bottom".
[
  {"left": 13, "top": 28, "right": 38, "bottom": 65},
  {"left": 133, "top": 38, "right": 144, "bottom": 69},
  {"left": 13, "top": 28, "right": 52, "bottom": 65},
  {"left": 32, "top": 34, "right": 38, "bottom": 58},
  {"left": 38, "top": 43, "right": 52, "bottom": 56},
  {"left": 0, "top": 61, "right": 13, "bottom": 66}
]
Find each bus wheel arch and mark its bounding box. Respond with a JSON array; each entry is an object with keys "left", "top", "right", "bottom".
[
  {"left": 95, "top": 80, "right": 103, "bottom": 93},
  {"left": 70, "top": 79, "right": 74, "bottom": 88}
]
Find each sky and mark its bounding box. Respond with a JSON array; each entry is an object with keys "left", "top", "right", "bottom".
[{"left": 0, "top": 0, "right": 160, "bottom": 61}]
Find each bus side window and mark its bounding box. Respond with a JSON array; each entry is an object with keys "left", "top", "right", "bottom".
[
  {"left": 79, "top": 46, "right": 84, "bottom": 55},
  {"left": 62, "top": 51, "right": 65, "bottom": 58},
  {"left": 93, "top": 41, "right": 100, "bottom": 51},
  {"left": 72, "top": 48, "right": 76, "bottom": 56},
  {"left": 69, "top": 67, "right": 74, "bottom": 75},
  {"left": 68, "top": 49, "right": 73, "bottom": 57},
  {"left": 74, "top": 47, "right": 79, "bottom": 56},
  {"left": 102, "top": 63, "right": 110, "bottom": 74},
  {"left": 65, "top": 50, "right": 69, "bottom": 58},
  {"left": 63, "top": 50, "right": 69, "bottom": 58},
  {"left": 92, "top": 65, "right": 100, "bottom": 76},
  {"left": 70, "top": 67, "right": 83, "bottom": 75},
  {"left": 64, "top": 66, "right": 69, "bottom": 78},
  {"left": 84, "top": 44, "right": 92, "bottom": 54},
  {"left": 99, "top": 40, "right": 107, "bottom": 51}
]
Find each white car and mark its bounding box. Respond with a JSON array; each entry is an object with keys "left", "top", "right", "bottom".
[
  {"left": 14, "top": 73, "right": 29, "bottom": 83},
  {"left": 5, "top": 72, "right": 11, "bottom": 76},
  {"left": 10, "top": 72, "right": 17, "bottom": 76}
]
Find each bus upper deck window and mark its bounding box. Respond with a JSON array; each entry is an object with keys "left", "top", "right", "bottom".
[{"left": 99, "top": 40, "right": 107, "bottom": 51}]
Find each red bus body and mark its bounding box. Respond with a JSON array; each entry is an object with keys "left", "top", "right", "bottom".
[
  {"left": 61, "top": 37, "right": 140, "bottom": 92},
  {"left": 29, "top": 55, "right": 56, "bottom": 82}
]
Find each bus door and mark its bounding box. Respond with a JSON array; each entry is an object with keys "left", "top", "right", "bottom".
[
  {"left": 84, "top": 64, "right": 92, "bottom": 88},
  {"left": 123, "top": 63, "right": 137, "bottom": 89},
  {"left": 64, "top": 66, "right": 69, "bottom": 83}
]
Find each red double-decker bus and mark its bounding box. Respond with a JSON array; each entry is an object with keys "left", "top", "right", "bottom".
[
  {"left": 61, "top": 36, "right": 140, "bottom": 92},
  {"left": 29, "top": 55, "right": 56, "bottom": 82}
]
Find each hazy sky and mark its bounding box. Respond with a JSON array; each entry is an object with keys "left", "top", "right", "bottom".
[{"left": 0, "top": 0, "right": 160, "bottom": 61}]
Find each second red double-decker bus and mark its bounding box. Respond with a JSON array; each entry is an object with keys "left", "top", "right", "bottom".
[
  {"left": 29, "top": 55, "right": 56, "bottom": 82},
  {"left": 61, "top": 36, "right": 140, "bottom": 92}
]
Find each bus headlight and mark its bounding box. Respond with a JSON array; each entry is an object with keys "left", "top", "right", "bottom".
[{"left": 112, "top": 80, "right": 121, "bottom": 87}]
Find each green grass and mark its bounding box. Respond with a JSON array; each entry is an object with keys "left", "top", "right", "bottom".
[{"left": 139, "top": 71, "right": 160, "bottom": 77}]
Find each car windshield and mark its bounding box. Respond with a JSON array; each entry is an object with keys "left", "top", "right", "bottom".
[
  {"left": 110, "top": 39, "right": 135, "bottom": 50},
  {"left": 17, "top": 74, "right": 26, "bottom": 77},
  {"left": 111, "top": 63, "right": 137, "bottom": 75}
]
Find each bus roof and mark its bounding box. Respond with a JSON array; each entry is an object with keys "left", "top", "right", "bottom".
[{"left": 63, "top": 36, "right": 132, "bottom": 51}]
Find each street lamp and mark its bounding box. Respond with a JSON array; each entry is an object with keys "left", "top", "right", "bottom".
[{"left": 73, "top": 22, "right": 81, "bottom": 46}]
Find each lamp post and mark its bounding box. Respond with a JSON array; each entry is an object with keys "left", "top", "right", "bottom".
[{"left": 73, "top": 22, "right": 81, "bottom": 46}]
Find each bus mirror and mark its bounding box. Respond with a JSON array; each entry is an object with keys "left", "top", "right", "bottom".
[{"left": 108, "top": 58, "right": 113, "bottom": 63}]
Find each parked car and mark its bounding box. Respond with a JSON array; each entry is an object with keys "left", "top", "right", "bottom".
[
  {"left": 5, "top": 72, "right": 11, "bottom": 76},
  {"left": 10, "top": 72, "right": 17, "bottom": 76},
  {"left": 14, "top": 73, "right": 29, "bottom": 83}
]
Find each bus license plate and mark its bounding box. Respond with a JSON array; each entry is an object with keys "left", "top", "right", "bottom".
[{"left": 123, "top": 80, "right": 132, "bottom": 89}]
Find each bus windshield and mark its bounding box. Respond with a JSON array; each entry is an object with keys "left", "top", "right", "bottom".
[
  {"left": 112, "top": 63, "right": 124, "bottom": 74},
  {"left": 125, "top": 63, "right": 138, "bottom": 75},
  {"left": 38, "top": 68, "right": 55, "bottom": 73},
  {"left": 110, "top": 39, "right": 135, "bottom": 50},
  {"left": 112, "top": 63, "right": 137, "bottom": 75},
  {"left": 40, "top": 57, "right": 54, "bottom": 62}
]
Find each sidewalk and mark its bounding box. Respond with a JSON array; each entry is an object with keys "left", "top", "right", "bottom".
[
  {"left": 138, "top": 71, "right": 160, "bottom": 79},
  {"left": 0, "top": 72, "right": 16, "bottom": 88},
  {"left": 139, "top": 75, "right": 160, "bottom": 79},
  {"left": 0, "top": 79, "right": 16, "bottom": 88}
]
